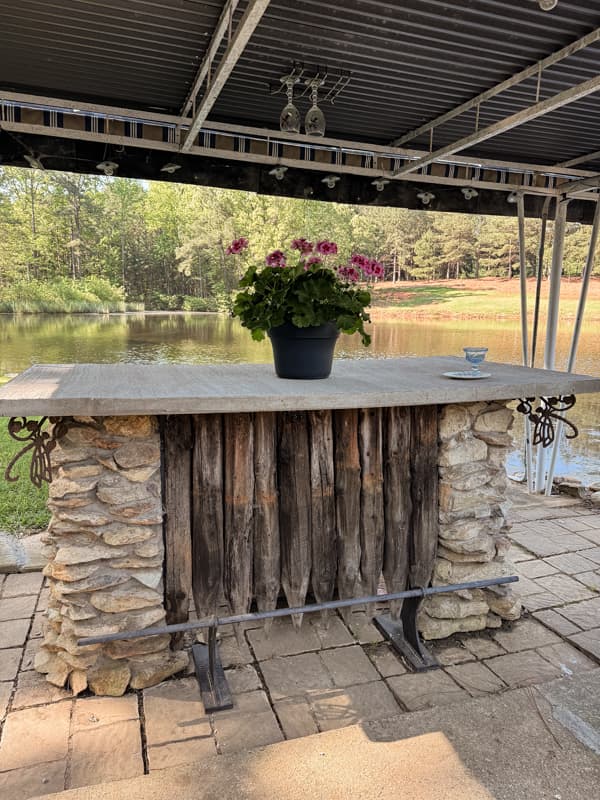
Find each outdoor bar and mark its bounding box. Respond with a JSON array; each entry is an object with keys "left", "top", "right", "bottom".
[{"left": 1, "top": 356, "right": 598, "bottom": 696}]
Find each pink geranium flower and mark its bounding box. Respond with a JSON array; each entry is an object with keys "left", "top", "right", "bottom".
[
  {"left": 337, "top": 265, "right": 360, "bottom": 283},
  {"left": 226, "top": 236, "right": 249, "bottom": 255},
  {"left": 305, "top": 256, "right": 323, "bottom": 269},
  {"left": 350, "top": 253, "right": 369, "bottom": 270},
  {"left": 291, "top": 238, "right": 314, "bottom": 255},
  {"left": 371, "top": 261, "right": 385, "bottom": 279},
  {"left": 316, "top": 240, "right": 338, "bottom": 256},
  {"left": 265, "top": 250, "right": 287, "bottom": 268}
]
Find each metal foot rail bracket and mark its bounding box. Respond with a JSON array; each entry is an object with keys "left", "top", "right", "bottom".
[{"left": 78, "top": 576, "right": 518, "bottom": 712}]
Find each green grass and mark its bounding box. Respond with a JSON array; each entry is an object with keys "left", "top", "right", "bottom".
[
  {"left": 0, "top": 277, "right": 127, "bottom": 314},
  {"left": 0, "top": 377, "right": 49, "bottom": 532},
  {"left": 372, "top": 279, "right": 600, "bottom": 320}
]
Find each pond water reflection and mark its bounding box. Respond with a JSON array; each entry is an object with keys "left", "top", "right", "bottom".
[{"left": 1, "top": 312, "right": 598, "bottom": 482}]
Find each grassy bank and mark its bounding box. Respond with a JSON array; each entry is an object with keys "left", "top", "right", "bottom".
[
  {"left": 0, "top": 277, "right": 129, "bottom": 314},
  {"left": 0, "top": 377, "right": 49, "bottom": 532},
  {"left": 370, "top": 277, "right": 600, "bottom": 321}
]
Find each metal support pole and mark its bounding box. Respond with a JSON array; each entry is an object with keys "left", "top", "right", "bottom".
[
  {"left": 544, "top": 197, "right": 600, "bottom": 495},
  {"left": 531, "top": 197, "right": 551, "bottom": 368},
  {"left": 536, "top": 197, "right": 569, "bottom": 493},
  {"left": 517, "top": 193, "right": 534, "bottom": 492}
]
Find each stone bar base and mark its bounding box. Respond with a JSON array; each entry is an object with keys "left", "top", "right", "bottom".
[
  {"left": 35, "top": 416, "right": 187, "bottom": 696},
  {"left": 34, "top": 404, "right": 521, "bottom": 694},
  {"left": 419, "top": 401, "right": 521, "bottom": 639}
]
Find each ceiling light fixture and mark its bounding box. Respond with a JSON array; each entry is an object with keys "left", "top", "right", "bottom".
[
  {"left": 322, "top": 175, "right": 340, "bottom": 188},
  {"left": 461, "top": 187, "right": 478, "bottom": 200},
  {"left": 96, "top": 160, "right": 119, "bottom": 176},
  {"left": 417, "top": 191, "right": 435, "bottom": 205},
  {"left": 372, "top": 177, "right": 390, "bottom": 192},
  {"left": 507, "top": 191, "right": 519, "bottom": 203},
  {"left": 160, "top": 162, "right": 181, "bottom": 174},
  {"left": 269, "top": 166, "right": 288, "bottom": 180},
  {"left": 538, "top": 0, "right": 558, "bottom": 10}
]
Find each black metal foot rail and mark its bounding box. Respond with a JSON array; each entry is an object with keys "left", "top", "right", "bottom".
[{"left": 78, "top": 575, "right": 518, "bottom": 712}]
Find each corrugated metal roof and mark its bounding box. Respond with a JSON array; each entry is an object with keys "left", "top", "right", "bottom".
[
  {"left": 1, "top": 0, "right": 599, "bottom": 167},
  {"left": 210, "top": 0, "right": 600, "bottom": 166},
  {"left": 0, "top": 0, "right": 225, "bottom": 110}
]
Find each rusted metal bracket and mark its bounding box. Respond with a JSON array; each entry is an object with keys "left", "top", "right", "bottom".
[
  {"left": 373, "top": 594, "right": 438, "bottom": 672},
  {"left": 192, "top": 625, "right": 233, "bottom": 713},
  {"left": 4, "top": 416, "right": 76, "bottom": 488},
  {"left": 516, "top": 395, "right": 578, "bottom": 448}
]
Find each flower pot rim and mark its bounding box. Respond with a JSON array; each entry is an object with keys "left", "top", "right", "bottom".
[{"left": 268, "top": 321, "right": 340, "bottom": 340}]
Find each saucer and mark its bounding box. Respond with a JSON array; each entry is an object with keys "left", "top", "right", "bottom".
[{"left": 443, "top": 370, "right": 491, "bottom": 380}]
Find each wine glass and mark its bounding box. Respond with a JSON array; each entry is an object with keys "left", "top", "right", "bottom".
[
  {"left": 279, "top": 77, "right": 300, "bottom": 133},
  {"left": 305, "top": 81, "right": 326, "bottom": 136},
  {"left": 463, "top": 346, "right": 488, "bottom": 376}
]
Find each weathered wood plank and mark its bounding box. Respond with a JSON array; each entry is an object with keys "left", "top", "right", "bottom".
[
  {"left": 409, "top": 405, "right": 439, "bottom": 589},
  {"left": 191, "top": 414, "right": 224, "bottom": 621},
  {"left": 333, "top": 409, "right": 361, "bottom": 617},
  {"left": 308, "top": 410, "right": 336, "bottom": 623},
  {"left": 224, "top": 414, "right": 255, "bottom": 623},
  {"left": 278, "top": 411, "right": 311, "bottom": 628},
  {"left": 383, "top": 406, "right": 412, "bottom": 620},
  {"left": 160, "top": 415, "right": 193, "bottom": 649},
  {"left": 359, "top": 407, "right": 385, "bottom": 615},
  {"left": 253, "top": 412, "right": 280, "bottom": 633}
]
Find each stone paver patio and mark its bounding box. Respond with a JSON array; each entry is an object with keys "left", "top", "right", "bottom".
[{"left": 1, "top": 488, "right": 599, "bottom": 799}]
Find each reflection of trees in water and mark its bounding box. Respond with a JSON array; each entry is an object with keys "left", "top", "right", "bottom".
[
  {"left": 1, "top": 312, "right": 598, "bottom": 476},
  {"left": 0, "top": 313, "right": 128, "bottom": 372}
]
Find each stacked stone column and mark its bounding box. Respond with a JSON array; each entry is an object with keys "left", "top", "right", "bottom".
[
  {"left": 35, "top": 415, "right": 187, "bottom": 696},
  {"left": 419, "top": 401, "right": 522, "bottom": 639}
]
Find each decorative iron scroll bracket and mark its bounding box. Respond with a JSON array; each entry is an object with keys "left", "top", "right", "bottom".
[
  {"left": 516, "top": 395, "right": 578, "bottom": 448},
  {"left": 4, "top": 416, "right": 74, "bottom": 488}
]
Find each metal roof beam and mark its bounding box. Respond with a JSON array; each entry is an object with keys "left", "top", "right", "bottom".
[
  {"left": 0, "top": 118, "right": 563, "bottom": 200},
  {"left": 557, "top": 149, "right": 600, "bottom": 168},
  {"left": 180, "top": 0, "right": 271, "bottom": 153},
  {"left": 4, "top": 89, "right": 600, "bottom": 182},
  {"left": 562, "top": 175, "right": 600, "bottom": 195},
  {"left": 392, "top": 75, "right": 600, "bottom": 178},
  {"left": 180, "top": 0, "right": 240, "bottom": 119},
  {"left": 390, "top": 26, "right": 600, "bottom": 147}
]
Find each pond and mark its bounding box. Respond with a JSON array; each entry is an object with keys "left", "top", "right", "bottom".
[{"left": 1, "top": 312, "right": 598, "bottom": 483}]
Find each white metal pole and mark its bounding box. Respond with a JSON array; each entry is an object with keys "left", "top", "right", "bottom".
[
  {"left": 516, "top": 194, "right": 534, "bottom": 492},
  {"left": 536, "top": 197, "right": 569, "bottom": 493},
  {"left": 544, "top": 197, "right": 600, "bottom": 495}
]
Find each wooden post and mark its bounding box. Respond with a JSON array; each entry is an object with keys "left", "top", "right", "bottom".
[
  {"left": 333, "top": 409, "right": 361, "bottom": 619},
  {"left": 308, "top": 410, "right": 337, "bottom": 624},
  {"left": 359, "top": 407, "right": 384, "bottom": 616},
  {"left": 278, "top": 411, "right": 311, "bottom": 628},
  {"left": 409, "top": 406, "right": 439, "bottom": 589},
  {"left": 383, "top": 406, "right": 412, "bottom": 619},
  {"left": 253, "top": 412, "right": 280, "bottom": 634},
  {"left": 224, "top": 414, "right": 255, "bottom": 631},
  {"left": 160, "top": 415, "right": 193, "bottom": 649},
  {"left": 191, "top": 414, "right": 224, "bottom": 620}
]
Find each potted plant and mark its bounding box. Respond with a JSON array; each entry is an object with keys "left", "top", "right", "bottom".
[{"left": 228, "top": 237, "right": 381, "bottom": 379}]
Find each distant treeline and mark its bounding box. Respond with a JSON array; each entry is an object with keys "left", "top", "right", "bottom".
[{"left": 0, "top": 167, "right": 597, "bottom": 311}]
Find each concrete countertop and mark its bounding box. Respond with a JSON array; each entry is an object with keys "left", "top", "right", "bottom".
[{"left": 0, "top": 357, "right": 598, "bottom": 417}]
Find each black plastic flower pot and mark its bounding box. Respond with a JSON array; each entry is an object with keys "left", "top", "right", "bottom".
[{"left": 268, "top": 322, "right": 340, "bottom": 379}]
